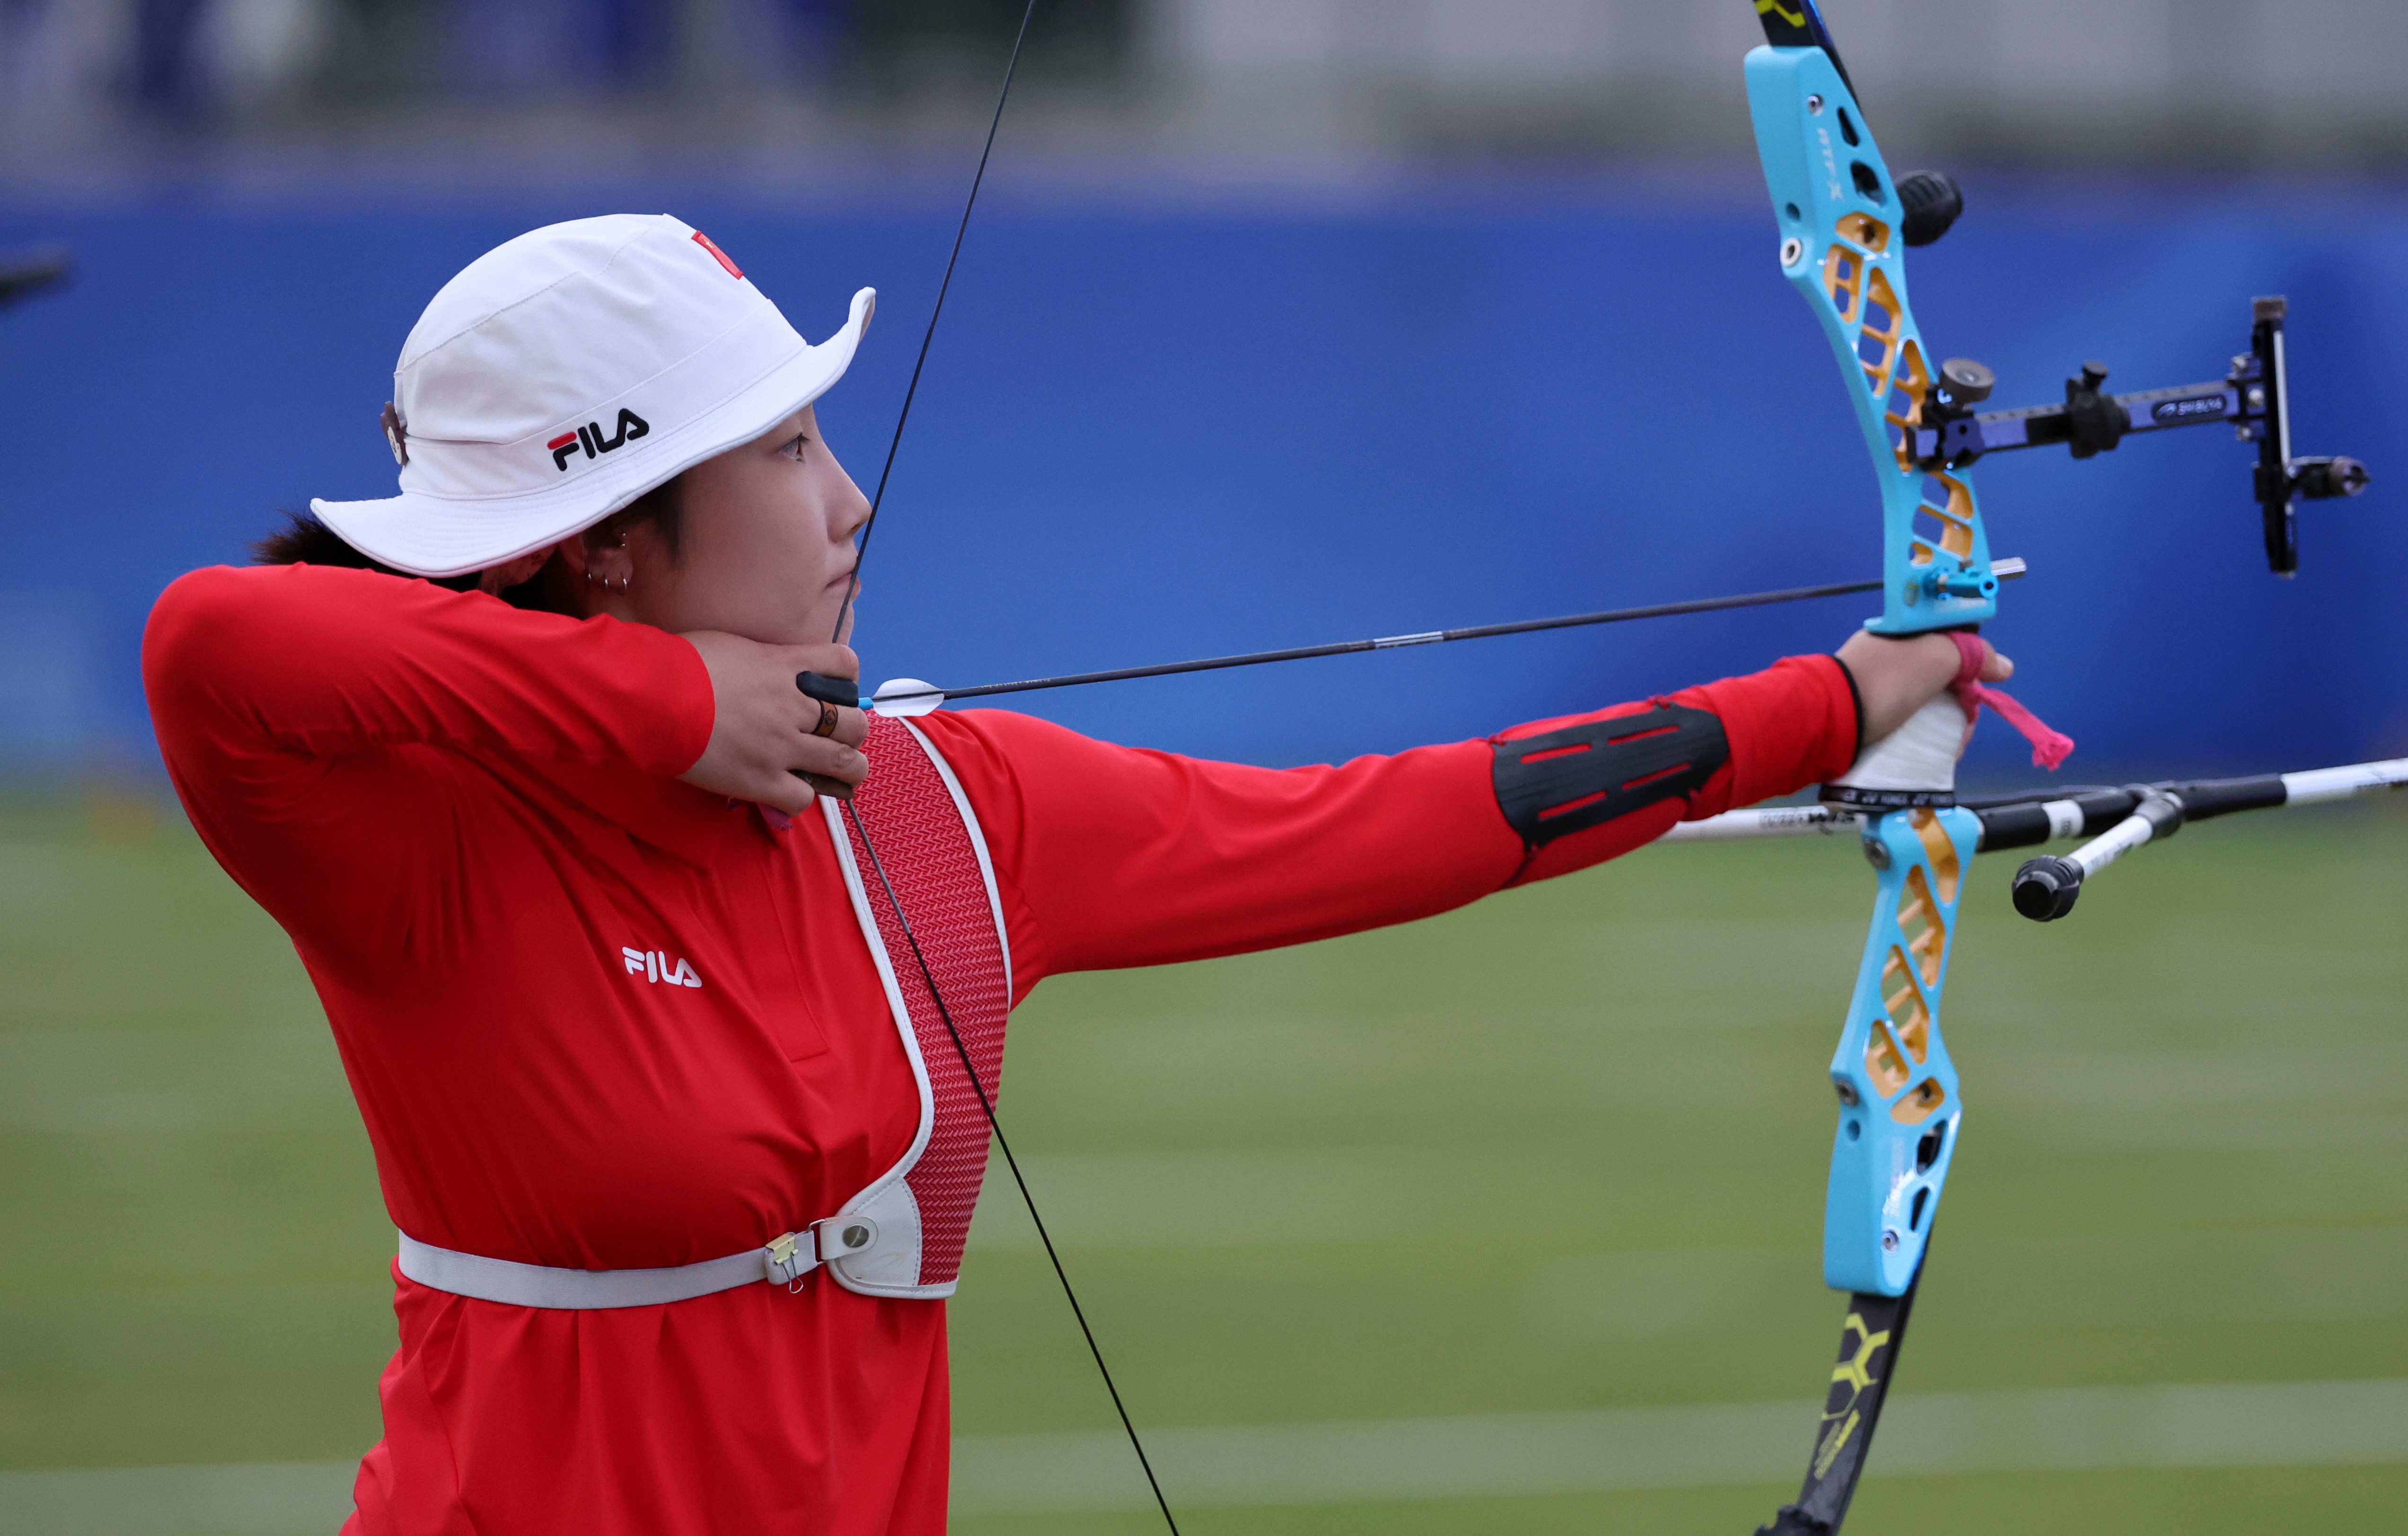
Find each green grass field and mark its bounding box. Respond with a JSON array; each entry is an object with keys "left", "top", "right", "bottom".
[{"left": 2, "top": 789, "right": 2403, "bottom": 1534}]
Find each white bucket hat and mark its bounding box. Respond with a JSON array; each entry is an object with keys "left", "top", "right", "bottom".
[{"left": 313, "top": 213, "right": 874, "bottom": 578}]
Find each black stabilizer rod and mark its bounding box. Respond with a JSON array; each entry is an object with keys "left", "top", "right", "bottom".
[
  {"left": 1967, "top": 773, "right": 2287, "bottom": 856},
  {"left": 1960, "top": 757, "right": 2408, "bottom": 921}
]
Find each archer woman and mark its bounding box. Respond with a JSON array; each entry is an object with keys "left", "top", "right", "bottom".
[{"left": 143, "top": 214, "right": 2008, "bottom": 1536}]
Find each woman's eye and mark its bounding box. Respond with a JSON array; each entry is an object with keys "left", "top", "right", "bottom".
[{"left": 782, "top": 434, "right": 810, "bottom": 459}]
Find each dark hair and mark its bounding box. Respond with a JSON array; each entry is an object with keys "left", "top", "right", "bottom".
[{"left": 253, "top": 476, "right": 684, "bottom": 614}]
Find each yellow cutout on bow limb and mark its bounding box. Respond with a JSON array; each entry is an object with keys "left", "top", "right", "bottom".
[
  {"left": 1909, "top": 807, "right": 1962, "bottom": 901},
  {"left": 1838, "top": 212, "right": 1890, "bottom": 253},
  {"left": 1826, "top": 246, "right": 1863, "bottom": 324},
  {"left": 1887, "top": 341, "right": 1930, "bottom": 467},
  {"left": 1854, "top": 268, "right": 1905, "bottom": 396},
  {"left": 1895, "top": 866, "right": 1946, "bottom": 987},
  {"left": 1892, "top": 1076, "right": 1947, "bottom": 1125},
  {"left": 1865, "top": 944, "right": 1929, "bottom": 1097},
  {"left": 1910, "top": 472, "right": 1978, "bottom": 570},
  {"left": 1870, "top": 813, "right": 1959, "bottom": 1121},
  {"left": 1879, "top": 946, "right": 1931, "bottom": 1065},
  {"left": 1879, "top": 339, "right": 1981, "bottom": 572},
  {"left": 1865, "top": 1026, "right": 1910, "bottom": 1098}
]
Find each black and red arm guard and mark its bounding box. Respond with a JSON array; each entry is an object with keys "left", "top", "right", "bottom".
[{"left": 1491, "top": 703, "right": 1731, "bottom": 848}]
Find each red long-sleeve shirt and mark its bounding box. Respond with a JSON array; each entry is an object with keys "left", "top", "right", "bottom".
[{"left": 141, "top": 563, "right": 1859, "bottom": 1536}]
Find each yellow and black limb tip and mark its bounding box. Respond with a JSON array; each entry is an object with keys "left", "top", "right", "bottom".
[
  {"left": 1755, "top": 1283, "right": 1919, "bottom": 1536},
  {"left": 1753, "top": 0, "right": 1819, "bottom": 49},
  {"left": 1752, "top": 0, "right": 1859, "bottom": 105}
]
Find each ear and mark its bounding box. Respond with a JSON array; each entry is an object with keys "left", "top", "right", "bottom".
[
  {"left": 554, "top": 535, "right": 595, "bottom": 584},
  {"left": 478, "top": 543, "right": 565, "bottom": 595},
  {"left": 579, "top": 523, "right": 636, "bottom": 592}
]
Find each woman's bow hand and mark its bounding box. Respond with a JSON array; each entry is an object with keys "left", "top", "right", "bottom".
[{"left": 1835, "top": 629, "right": 2013, "bottom": 748}]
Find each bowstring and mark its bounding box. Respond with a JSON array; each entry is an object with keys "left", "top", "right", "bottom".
[
  {"left": 842, "top": 802, "right": 1183, "bottom": 1535},
  {"left": 830, "top": 0, "right": 1039, "bottom": 647},
  {"left": 820, "top": 4, "right": 1184, "bottom": 1530}
]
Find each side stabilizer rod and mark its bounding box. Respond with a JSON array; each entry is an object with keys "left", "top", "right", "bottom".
[
  {"left": 2010, "top": 757, "right": 2408, "bottom": 920},
  {"left": 1661, "top": 758, "right": 2408, "bottom": 924}
]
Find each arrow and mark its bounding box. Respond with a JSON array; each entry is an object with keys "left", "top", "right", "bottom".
[{"left": 866, "top": 560, "right": 2027, "bottom": 715}]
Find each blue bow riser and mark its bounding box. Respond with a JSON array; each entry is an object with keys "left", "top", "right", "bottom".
[
  {"left": 1743, "top": 44, "right": 1999, "bottom": 639},
  {"left": 1823, "top": 807, "right": 1975, "bottom": 1296}
]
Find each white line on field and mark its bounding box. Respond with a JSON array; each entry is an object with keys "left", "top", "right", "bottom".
[
  {"left": 948, "top": 1377, "right": 2408, "bottom": 1515},
  {"left": 0, "top": 1461, "right": 356, "bottom": 1536},
  {"left": 3, "top": 1378, "right": 2401, "bottom": 1532}
]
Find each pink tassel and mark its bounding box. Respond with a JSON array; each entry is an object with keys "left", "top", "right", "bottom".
[
  {"left": 742, "top": 801, "right": 794, "bottom": 832},
  {"left": 1946, "top": 632, "right": 2075, "bottom": 771}
]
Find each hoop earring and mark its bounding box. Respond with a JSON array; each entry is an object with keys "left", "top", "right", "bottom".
[{"left": 585, "top": 531, "right": 634, "bottom": 593}]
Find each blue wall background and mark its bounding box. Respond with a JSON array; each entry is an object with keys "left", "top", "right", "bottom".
[{"left": 2, "top": 170, "right": 2402, "bottom": 785}]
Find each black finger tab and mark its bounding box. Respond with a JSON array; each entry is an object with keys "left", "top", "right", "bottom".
[{"left": 796, "top": 671, "right": 859, "bottom": 708}]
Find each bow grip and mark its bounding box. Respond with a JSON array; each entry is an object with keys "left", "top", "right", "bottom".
[{"left": 1822, "top": 692, "right": 1965, "bottom": 811}]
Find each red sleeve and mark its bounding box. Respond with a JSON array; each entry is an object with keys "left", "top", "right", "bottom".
[
  {"left": 909, "top": 652, "right": 1858, "bottom": 986},
  {"left": 142, "top": 563, "right": 714, "bottom": 962}
]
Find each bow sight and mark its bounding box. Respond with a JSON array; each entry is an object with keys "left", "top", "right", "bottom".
[{"left": 1910, "top": 296, "right": 2370, "bottom": 573}]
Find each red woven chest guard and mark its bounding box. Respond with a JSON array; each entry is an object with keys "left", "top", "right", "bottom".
[{"left": 819, "top": 716, "right": 1012, "bottom": 1298}]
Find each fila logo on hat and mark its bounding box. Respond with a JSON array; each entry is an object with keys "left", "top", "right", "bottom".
[
  {"left": 549, "top": 409, "right": 651, "bottom": 471},
  {"left": 311, "top": 213, "right": 874, "bottom": 579}
]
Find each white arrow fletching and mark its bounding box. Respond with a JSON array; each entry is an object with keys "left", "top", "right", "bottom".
[{"left": 872, "top": 678, "right": 945, "bottom": 717}]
